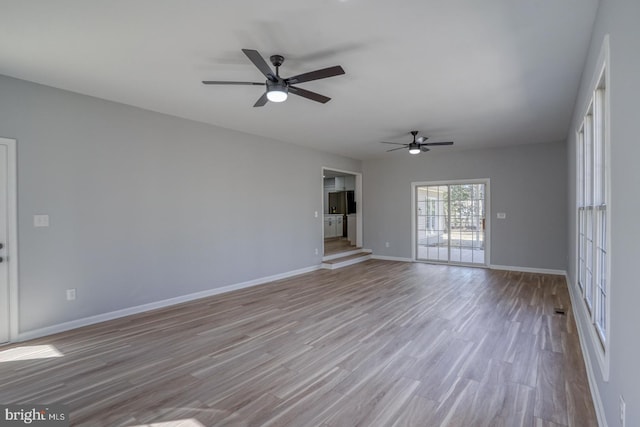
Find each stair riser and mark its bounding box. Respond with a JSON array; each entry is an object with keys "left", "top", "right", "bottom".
[
  {"left": 321, "top": 255, "right": 371, "bottom": 270},
  {"left": 322, "top": 249, "right": 369, "bottom": 261}
]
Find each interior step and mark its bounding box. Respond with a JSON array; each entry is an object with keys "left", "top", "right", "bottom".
[
  {"left": 321, "top": 250, "right": 372, "bottom": 270},
  {"left": 323, "top": 247, "right": 364, "bottom": 261}
]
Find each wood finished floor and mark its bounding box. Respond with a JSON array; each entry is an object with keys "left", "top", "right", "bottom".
[
  {"left": 324, "top": 237, "right": 356, "bottom": 256},
  {"left": 0, "top": 261, "right": 597, "bottom": 427}
]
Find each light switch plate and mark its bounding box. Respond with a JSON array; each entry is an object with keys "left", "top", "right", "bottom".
[{"left": 34, "top": 214, "right": 50, "bottom": 227}]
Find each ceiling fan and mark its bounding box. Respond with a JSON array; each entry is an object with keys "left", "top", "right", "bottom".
[
  {"left": 381, "top": 131, "right": 454, "bottom": 154},
  {"left": 202, "top": 49, "right": 345, "bottom": 107}
]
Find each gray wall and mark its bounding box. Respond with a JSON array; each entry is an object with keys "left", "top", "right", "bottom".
[
  {"left": 566, "top": 0, "right": 640, "bottom": 425},
  {"left": 0, "top": 75, "right": 360, "bottom": 334},
  {"left": 363, "top": 142, "right": 567, "bottom": 270}
]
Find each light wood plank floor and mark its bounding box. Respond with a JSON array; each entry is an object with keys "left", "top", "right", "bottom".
[
  {"left": 324, "top": 237, "right": 356, "bottom": 256},
  {"left": 0, "top": 261, "right": 597, "bottom": 427}
]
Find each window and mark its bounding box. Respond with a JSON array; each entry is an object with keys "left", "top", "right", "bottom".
[{"left": 576, "top": 62, "right": 608, "bottom": 346}]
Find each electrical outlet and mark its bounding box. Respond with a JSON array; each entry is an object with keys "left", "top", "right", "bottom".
[
  {"left": 385, "top": 242, "right": 390, "bottom": 248},
  {"left": 620, "top": 395, "right": 626, "bottom": 426},
  {"left": 315, "top": 248, "right": 319, "bottom": 255},
  {"left": 33, "top": 214, "right": 50, "bottom": 227},
  {"left": 66, "top": 288, "right": 76, "bottom": 301},
  {"left": 314, "top": 211, "right": 318, "bottom": 218}
]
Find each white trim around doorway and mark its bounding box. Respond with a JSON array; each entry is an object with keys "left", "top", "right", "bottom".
[
  {"left": 0, "top": 137, "right": 19, "bottom": 342},
  {"left": 321, "top": 167, "right": 363, "bottom": 250}
]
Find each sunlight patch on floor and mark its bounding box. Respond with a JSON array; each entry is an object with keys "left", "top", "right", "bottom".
[{"left": 0, "top": 344, "right": 64, "bottom": 362}]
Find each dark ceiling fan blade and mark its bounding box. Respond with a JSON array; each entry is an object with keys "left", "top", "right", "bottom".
[
  {"left": 386, "top": 146, "right": 408, "bottom": 152},
  {"left": 421, "top": 146, "right": 431, "bottom": 152},
  {"left": 380, "top": 141, "right": 410, "bottom": 145},
  {"left": 241, "top": 49, "right": 276, "bottom": 81},
  {"left": 202, "top": 81, "right": 264, "bottom": 85},
  {"left": 289, "top": 86, "right": 331, "bottom": 103},
  {"left": 253, "top": 92, "right": 269, "bottom": 107},
  {"left": 421, "top": 141, "right": 454, "bottom": 146},
  {"left": 286, "top": 65, "right": 345, "bottom": 85}
]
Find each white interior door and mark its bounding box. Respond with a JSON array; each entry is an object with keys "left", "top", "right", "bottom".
[{"left": 0, "top": 143, "right": 9, "bottom": 343}]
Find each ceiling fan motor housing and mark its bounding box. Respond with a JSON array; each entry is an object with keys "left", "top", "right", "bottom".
[{"left": 266, "top": 79, "right": 288, "bottom": 93}]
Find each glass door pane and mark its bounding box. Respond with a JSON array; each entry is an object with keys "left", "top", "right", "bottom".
[{"left": 417, "top": 185, "right": 449, "bottom": 262}]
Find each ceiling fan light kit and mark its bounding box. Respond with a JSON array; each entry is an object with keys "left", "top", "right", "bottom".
[
  {"left": 202, "top": 49, "right": 344, "bottom": 107},
  {"left": 266, "top": 80, "right": 288, "bottom": 102}
]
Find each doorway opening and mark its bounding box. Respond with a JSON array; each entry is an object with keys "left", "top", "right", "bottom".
[
  {"left": 412, "top": 179, "right": 489, "bottom": 266},
  {"left": 322, "top": 168, "right": 362, "bottom": 256}
]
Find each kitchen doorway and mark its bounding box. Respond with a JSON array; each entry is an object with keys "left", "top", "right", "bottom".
[
  {"left": 412, "top": 179, "right": 489, "bottom": 266},
  {"left": 322, "top": 168, "right": 362, "bottom": 256}
]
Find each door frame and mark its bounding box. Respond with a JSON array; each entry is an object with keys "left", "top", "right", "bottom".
[
  {"left": 0, "top": 137, "right": 18, "bottom": 342},
  {"left": 321, "top": 167, "right": 363, "bottom": 251},
  {"left": 411, "top": 178, "right": 490, "bottom": 266}
]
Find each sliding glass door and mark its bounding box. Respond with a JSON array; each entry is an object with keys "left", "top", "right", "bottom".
[{"left": 415, "top": 181, "right": 487, "bottom": 265}]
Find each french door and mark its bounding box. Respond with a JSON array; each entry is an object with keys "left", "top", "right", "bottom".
[{"left": 414, "top": 180, "right": 488, "bottom": 266}]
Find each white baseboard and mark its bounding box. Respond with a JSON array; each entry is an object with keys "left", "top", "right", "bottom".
[
  {"left": 369, "top": 258, "right": 566, "bottom": 274},
  {"left": 371, "top": 255, "right": 413, "bottom": 262},
  {"left": 489, "top": 264, "right": 566, "bottom": 276},
  {"left": 565, "top": 274, "right": 608, "bottom": 427},
  {"left": 17, "top": 264, "right": 321, "bottom": 342}
]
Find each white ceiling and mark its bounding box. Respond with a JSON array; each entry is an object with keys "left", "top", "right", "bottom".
[{"left": 0, "top": 0, "right": 599, "bottom": 160}]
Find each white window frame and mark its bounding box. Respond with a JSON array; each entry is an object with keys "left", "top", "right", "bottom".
[{"left": 575, "top": 35, "right": 610, "bottom": 380}]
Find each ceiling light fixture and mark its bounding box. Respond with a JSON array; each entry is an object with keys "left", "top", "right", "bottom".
[
  {"left": 408, "top": 143, "right": 421, "bottom": 154},
  {"left": 266, "top": 81, "right": 288, "bottom": 103}
]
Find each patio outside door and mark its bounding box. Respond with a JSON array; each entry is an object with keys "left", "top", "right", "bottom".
[{"left": 415, "top": 181, "right": 487, "bottom": 266}]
